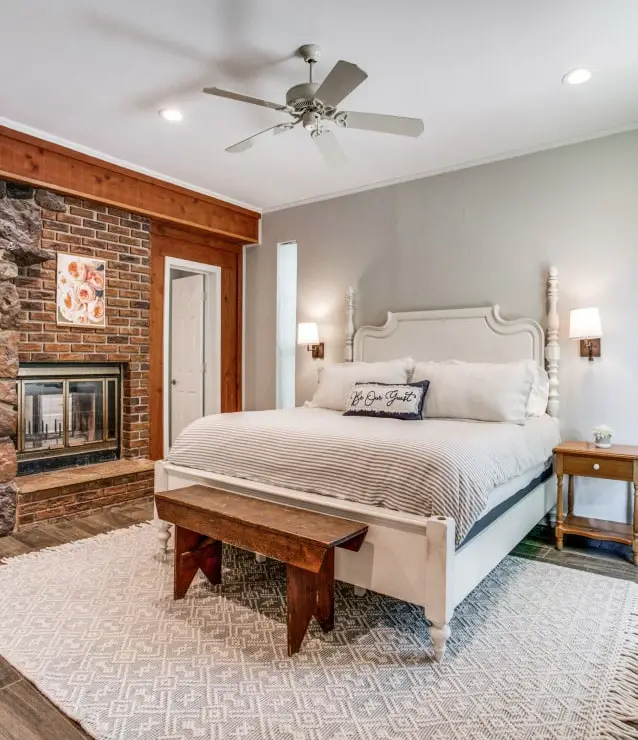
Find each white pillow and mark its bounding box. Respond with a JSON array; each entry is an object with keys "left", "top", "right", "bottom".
[
  {"left": 527, "top": 366, "right": 549, "bottom": 417},
  {"left": 309, "top": 358, "right": 414, "bottom": 411},
  {"left": 411, "top": 359, "right": 536, "bottom": 424}
]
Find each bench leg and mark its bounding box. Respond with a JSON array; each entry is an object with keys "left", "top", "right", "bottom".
[
  {"left": 315, "top": 550, "right": 334, "bottom": 633},
  {"left": 198, "top": 540, "right": 223, "bottom": 587},
  {"left": 287, "top": 565, "right": 316, "bottom": 656},
  {"left": 286, "top": 551, "right": 335, "bottom": 656},
  {"left": 174, "top": 525, "right": 222, "bottom": 600}
]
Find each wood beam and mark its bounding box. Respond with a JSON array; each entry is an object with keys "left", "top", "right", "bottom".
[{"left": 0, "top": 125, "right": 260, "bottom": 242}]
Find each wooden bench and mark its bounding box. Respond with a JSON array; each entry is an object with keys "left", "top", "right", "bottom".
[{"left": 155, "top": 485, "right": 368, "bottom": 656}]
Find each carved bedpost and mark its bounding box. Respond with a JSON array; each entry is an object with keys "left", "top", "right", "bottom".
[
  {"left": 155, "top": 461, "right": 171, "bottom": 559},
  {"left": 345, "top": 286, "right": 355, "bottom": 362},
  {"left": 424, "top": 516, "right": 455, "bottom": 662},
  {"left": 546, "top": 266, "right": 560, "bottom": 418}
]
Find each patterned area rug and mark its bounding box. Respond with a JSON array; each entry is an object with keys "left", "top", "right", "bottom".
[{"left": 0, "top": 523, "right": 636, "bottom": 740}]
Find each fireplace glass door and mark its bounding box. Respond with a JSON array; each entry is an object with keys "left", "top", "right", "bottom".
[
  {"left": 17, "top": 365, "right": 121, "bottom": 472},
  {"left": 22, "top": 381, "right": 65, "bottom": 453},
  {"left": 67, "top": 380, "right": 104, "bottom": 446}
]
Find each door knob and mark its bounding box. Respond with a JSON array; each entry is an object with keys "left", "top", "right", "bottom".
[
  {"left": 171, "top": 379, "right": 177, "bottom": 386},
  {"left": 593, "top": 463, "right": 600, "bottom": 470}
]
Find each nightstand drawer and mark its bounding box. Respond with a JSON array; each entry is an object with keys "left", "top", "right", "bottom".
[{"left": 562, "top": 455, "right": 633, "bottom": 481}]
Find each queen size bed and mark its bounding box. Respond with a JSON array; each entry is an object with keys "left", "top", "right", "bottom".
[{"left": 155, "top": 267, "right": 561, "bottom": 661}]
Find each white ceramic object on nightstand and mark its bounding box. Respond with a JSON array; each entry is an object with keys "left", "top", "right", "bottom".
[{"left": 593, "top": 425, "right": 613, "bottom": 448}]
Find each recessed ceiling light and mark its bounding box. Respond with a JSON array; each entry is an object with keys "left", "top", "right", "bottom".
[
  {"left": 159, "top": 108, "right": 183, "bottom": 122},
  {"left": 562, "top": 68, "right": 592, "bottom": 85}
]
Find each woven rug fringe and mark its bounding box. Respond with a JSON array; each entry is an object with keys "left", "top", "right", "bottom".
[{"left": 599, "top": 594, "right": 638, "bottom": 739}]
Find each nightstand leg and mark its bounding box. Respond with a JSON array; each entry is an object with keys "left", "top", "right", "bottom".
[
  {"left": 633, "top": 483, "right": 637, "bottom": 566},
  {"left": 567, "top": 475, "right": 574, "bottom": 516},
  {"left": 555, "top": 473, "right": 564, "bottom": 551}
]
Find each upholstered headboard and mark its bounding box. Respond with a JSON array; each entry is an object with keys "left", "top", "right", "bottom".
[{"left": 344, "top": 267, "right": 560, "bottom": 417}]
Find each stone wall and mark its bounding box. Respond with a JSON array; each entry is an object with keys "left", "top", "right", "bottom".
[
  {"left": 0, "top": 180, "right": 152, "bottom": 535},
  {"left": 0, "top": 182, "right": 55, "bottom": 535}
]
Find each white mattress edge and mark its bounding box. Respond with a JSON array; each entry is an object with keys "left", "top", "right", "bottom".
[{"left": 475, "top": 461, "right": 550, "bottom": 522}]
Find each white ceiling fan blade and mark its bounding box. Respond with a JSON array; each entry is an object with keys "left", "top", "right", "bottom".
[
  {"left": 314, "top": 61, "right": 368, "bottom": 108},
  {"left": 226, "top": 123, "right": 295, "bottom": 153},
  {"left": 312, "top": 129, "right": 348, "bottom": 168},
  {"left": 203, "top": 86, "right": 289, "bottom": 112},
  {"left": 339, "top": 111, "right": 424, "bottom": 137}
]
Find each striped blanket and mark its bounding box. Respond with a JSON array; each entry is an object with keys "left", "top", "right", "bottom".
[{"left": 167, "top": 408, "right": 560, "bottom": 542}]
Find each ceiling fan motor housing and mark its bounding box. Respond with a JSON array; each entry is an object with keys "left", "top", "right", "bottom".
[{"left": 286, "top": 82, "right": 319, "bottom": 113}]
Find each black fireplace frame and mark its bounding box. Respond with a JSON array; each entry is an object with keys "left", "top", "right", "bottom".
[{"left": 16, "top": 363, "right": 122, "bottom": 475}]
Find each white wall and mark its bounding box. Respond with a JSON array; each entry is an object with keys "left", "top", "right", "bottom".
[{"left": 245, "top": 130, "right": 638, "bottom": 523}]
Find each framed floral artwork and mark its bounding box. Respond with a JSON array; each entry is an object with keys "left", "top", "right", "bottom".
[{"left": 56, "top": 253, "right": 106, "bottom": 327}]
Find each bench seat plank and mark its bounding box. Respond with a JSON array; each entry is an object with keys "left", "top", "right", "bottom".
[{"left": 156, "top": 486, "right": 367, "bottom": 573}]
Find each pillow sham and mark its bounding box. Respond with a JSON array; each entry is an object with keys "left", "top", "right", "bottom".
[
  {"left": 527, "top": 366, "right": 550, "bottom": 417},
  {"left": 411, "top": 359, "right": 536, "bottom": 424},
  {"left": 309, "top": 357, "right": 414, "bottom": 411},
  {"left": 343, "top": 380, "right": 430, "bottom": 420}
]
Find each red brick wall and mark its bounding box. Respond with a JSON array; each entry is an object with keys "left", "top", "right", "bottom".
[{"left": 15, "top": 196, "right": 151, "bottom": 459}]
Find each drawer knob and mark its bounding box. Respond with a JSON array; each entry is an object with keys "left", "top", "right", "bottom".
[{"left": 593, "top": 463, "right": 600, "bottom": 471}]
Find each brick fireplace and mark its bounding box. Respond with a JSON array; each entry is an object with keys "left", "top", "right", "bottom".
[{"left": 0, "top": 180, "right": 153, "bottom": 533}]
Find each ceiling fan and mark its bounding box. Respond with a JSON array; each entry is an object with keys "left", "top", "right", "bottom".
[{"left": 202, "top": 44, "right": 424, "bottom": 166}]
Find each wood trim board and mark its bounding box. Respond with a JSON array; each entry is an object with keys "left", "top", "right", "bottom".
[
  {"left": 0, "top": 125, "right": 260, "bottom": 242},
  {"left": 149, "top": 224, "right": 243, "bottom": 459}
]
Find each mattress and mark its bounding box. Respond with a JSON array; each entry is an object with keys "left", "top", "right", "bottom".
[
  {"left": 461, "top": 462, "right": 552, "bottom": 546},
  {"left": 480, "top": 461, "right": 549, "bottom": 519},
  {"left": 168, "top": 408, "right": 560, "bottom": 543}
]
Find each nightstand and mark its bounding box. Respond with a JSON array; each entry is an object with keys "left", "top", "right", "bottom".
[{"left": 553, "top": 441, "right": 638, "bottom": 565}]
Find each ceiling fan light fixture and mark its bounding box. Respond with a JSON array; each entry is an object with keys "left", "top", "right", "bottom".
[
  {"left": 159, "top": 108, "right": 184, "bottom": 122},
  {"left": 562, "top": 68, "right": 592, "bottom": 85},
  {"left": 302, "top": 111, "right": 321, "bottom": 131}
]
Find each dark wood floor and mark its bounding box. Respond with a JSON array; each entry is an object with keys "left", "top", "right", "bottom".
[
  {"left": 513, "top": 517, "right": 637, "bottom": 582},
  {"left": 0, "top": 501, "right": 151, "bottom": 740},
  {"left": 0, "top": 500, "right": 635, "bottom": 739}
]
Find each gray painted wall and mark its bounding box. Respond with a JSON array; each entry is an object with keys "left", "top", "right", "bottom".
[{"left": 246, "top": 130, "right": 638, "bottom": 522}]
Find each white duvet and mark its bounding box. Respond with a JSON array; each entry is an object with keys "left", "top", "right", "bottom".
[{"left": 168, "top": 408, "right": 560, "bottom": 542}]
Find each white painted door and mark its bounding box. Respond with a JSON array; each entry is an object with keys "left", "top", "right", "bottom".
[{"left": 170, "top": 273, "right": 205, "bottom": 446}]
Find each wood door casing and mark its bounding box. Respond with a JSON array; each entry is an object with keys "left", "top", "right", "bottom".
[{"left": 149, "top": 223, "right": 243, "bottom": 460}]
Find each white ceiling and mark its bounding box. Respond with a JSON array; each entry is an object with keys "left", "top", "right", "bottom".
[{"left": 2, "top": 0, "right": 638, "bottom": 212}]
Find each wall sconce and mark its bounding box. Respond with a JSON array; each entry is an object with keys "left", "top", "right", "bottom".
[
  {"left": 297, "top": 322, "right": 324, "bottom": 359},
  {"left": 569, "top": 307, "right": 602, "bottom": 362}
]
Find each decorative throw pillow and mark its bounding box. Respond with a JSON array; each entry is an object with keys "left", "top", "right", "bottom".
[
  {"left": 309, "top": 358, "right": 415, "bottom": 411},
  {"left": 343, "top": 381, "right": 430, "bottom": 420}
]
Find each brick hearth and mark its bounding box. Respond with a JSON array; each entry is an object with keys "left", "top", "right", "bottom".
[{"left": 16, "top": 459, "right": 154, "bottom": 527}]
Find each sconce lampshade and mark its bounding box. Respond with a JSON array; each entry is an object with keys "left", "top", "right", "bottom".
[
  {"left": 569, "top": 307, "right": 602, "bottom": 340},
  {"left": 297, "top": 322, "right": 319, "bottom": 345}
]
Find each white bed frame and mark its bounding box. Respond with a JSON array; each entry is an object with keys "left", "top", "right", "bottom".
[{"left": 155, "top": 267, "right": 560, "bottom": 662}]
